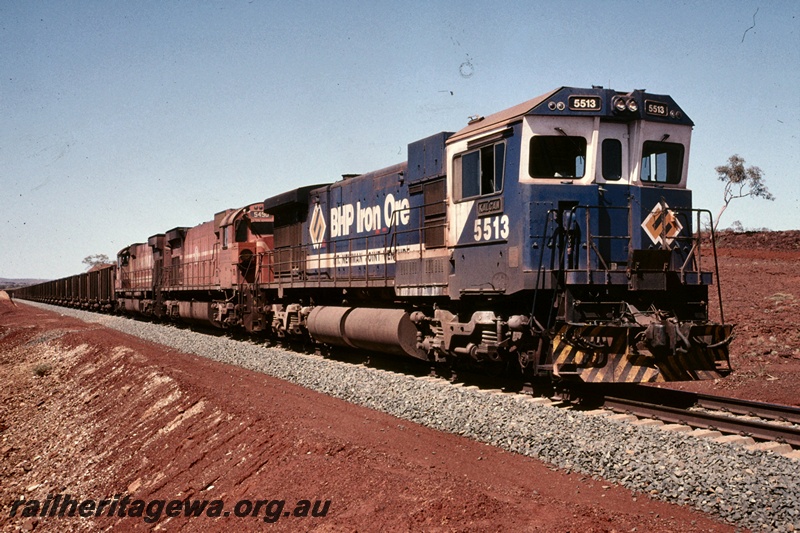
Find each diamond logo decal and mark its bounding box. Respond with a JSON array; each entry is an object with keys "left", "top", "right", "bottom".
[
  {"left": 309, "top": 203, "right": 326, "bottom": 249},
  {"left": 642, "top": 202, "right": 683, "bottom": 246}
]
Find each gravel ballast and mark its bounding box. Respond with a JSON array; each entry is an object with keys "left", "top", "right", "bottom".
[{"left": 24, "top": 302, "right": 800, "bottom": 531}]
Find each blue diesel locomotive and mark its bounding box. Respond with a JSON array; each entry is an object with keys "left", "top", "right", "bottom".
[
  {"left": 16, "top": 87, "right": 733, "bottom": 385},
  {"left": 261, "top": 86, "right": 733, "bottom": 384}
]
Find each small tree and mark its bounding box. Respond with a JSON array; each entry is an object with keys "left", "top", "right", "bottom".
[
  {"left": 82, "top": 254, "right": 110, "bottom": 270},
  {"left": 714, "top": 154, "right": 774, "bottom": 231}
]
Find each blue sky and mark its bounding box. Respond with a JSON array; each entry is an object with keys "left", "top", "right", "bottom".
[{"left": 1, "top": 1, "right": 798, "bottom": 279}]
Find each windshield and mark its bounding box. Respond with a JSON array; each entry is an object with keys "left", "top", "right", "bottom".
[
  {"left": 249, "top": 221, "right": 274, "bottom": 236},
  {"left": 641, "top": 141, "right": 684, "bottom": 184},
  {"left": 529, "top": 135, "right": 587, "bottom": 179}
]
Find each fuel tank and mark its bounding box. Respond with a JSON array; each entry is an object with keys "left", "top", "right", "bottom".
[{"left": 306, "top": 306, "right": 427, "bottom": 360}]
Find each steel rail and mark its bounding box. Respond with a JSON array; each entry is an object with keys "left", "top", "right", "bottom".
[
  {"left": 694, "top": 393, "right": 800, "bottom": 425},
  {"left": 602, "top": 396, "right": 800, "bottom": 447},
  {"left": 593, "top": 386, "right": 800, "bottom": 424}
]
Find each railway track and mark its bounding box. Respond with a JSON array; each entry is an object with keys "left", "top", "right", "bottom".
[
  {"left": 323, "top": 346, "right": 800, "bottom": 453},
  {"left": 599, "top": 387, "right": 800, "bottom": 449}
]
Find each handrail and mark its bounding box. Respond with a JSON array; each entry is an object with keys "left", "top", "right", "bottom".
[
  {"left": 162, "top": 258, "right": 217, "bottom": 289},
  {"left": 564, "top": 203, "right": 712, "bottom": 278},
  {"left": 531, "top": 202, "right": 725, "bottom": 323},
  {"left": 705, "top": 209, "right": 725, "bottom": 324}
]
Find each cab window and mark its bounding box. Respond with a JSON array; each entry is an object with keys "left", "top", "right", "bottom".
[
  {"left": 641, "top": 141, "right": 683, "bottom": 184},
  {"left": 602, "top": 139, "right": 622, "bottom": 181},
  {"left": 454, "top": 142, "right": 505, "bottom": 200},
  {"left": 221, "top": 226, "right": 229, "bottom": 249},
  {"left": 250, "top": 221, "right": 274, "bottom": 236},
  {"left": 235, "top": 221, "right": 249, "bottom": 242},
  {"left": 529, "top": 136, "right": 586, "bottom": 179}
]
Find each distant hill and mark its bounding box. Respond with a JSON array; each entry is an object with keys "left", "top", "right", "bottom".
[
  {"left": 714, "top": 229, "right": 800, "bottom": 251},
  {"left": 0, "top": 278, "right": 51, "bottom": 290}
]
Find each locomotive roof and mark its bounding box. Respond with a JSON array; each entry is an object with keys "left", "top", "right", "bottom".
[
  {"left": 264, "top": 184, "right": 329, "bottom": 212},
  {"left": 448, "top": 86, "right": 692, "bottom": 144},
  {"left": 217, "top": 207, "right": 244, "bottom": 228},
  {"left": 447, "top": 87, "right": 560, "bottom": 144}
]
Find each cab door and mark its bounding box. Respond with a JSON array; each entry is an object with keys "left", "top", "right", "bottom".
[
  {"left": 447, "top": 136, "right": 513, "bottom": 297},
  {"left": 595, "top": 121, "right": 632, "bottom": 267},
  {"left": 597, "top": 122, "right": 630, "bottom": 185}
]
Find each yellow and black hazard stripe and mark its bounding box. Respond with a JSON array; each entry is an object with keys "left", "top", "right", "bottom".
[
  {"left": 551, "top": 324, "right": 660, "bottom": 383},
  {"left": 655, "top": 324, "right": 734, "bottom": 380},
  {"left": 691, "top": 324, "right": 734, "bottom": 364},
  {"left": 551, "top": 323, "right": 733, "bottom": 383}
]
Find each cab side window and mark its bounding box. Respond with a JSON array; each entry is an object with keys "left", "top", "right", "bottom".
[
  {"left": 454, "top": 142, "right": 505, "bottom": 201},
  {"left": 641, "top": 141, "right": 683, "bottom": 184}
]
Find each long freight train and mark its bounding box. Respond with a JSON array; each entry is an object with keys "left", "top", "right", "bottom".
[{"left": 16, "top": 86, "right": 734, "bottom": 385}]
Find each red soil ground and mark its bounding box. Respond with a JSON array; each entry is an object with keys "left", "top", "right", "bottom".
[{"left": 671, "top": 230, "right": 800, "bottom": 405}]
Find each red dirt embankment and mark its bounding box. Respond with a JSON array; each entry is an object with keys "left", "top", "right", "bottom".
[
  {"left": 675, "top": 230, "right": 800, "bottom": 404},
  {"left": 0, "top": 298, "right": 731, "bottom": 531}
]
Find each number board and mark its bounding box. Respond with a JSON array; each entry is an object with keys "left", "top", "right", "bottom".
[
  {"left": 645, "top": 100, "right": 669, "bottom": 117},
  {"left": 568, "top": 95, "right": 602, "bottom": 111}
]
